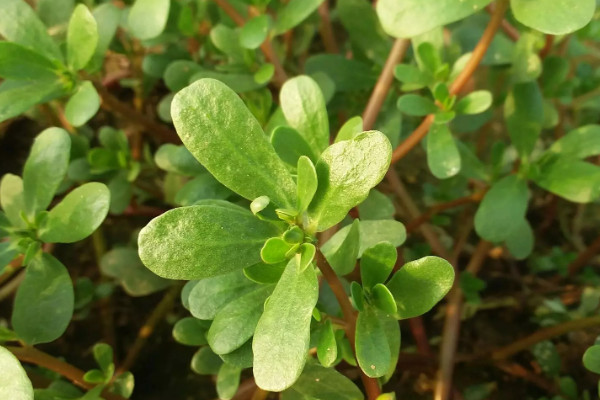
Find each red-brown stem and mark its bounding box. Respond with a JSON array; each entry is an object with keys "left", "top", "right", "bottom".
[
  {"left": 391, "top": 0, "right": 509, "bottom": 164},
  {"left": 568, "top": 233, "right": 600, "bottom": 276},
  {"left": 318, "top": 1, "right": 339, "bottom": 54},
  {"left": 434, "top": 240, "right": 492, "bottom": 400},
  {"left": 315, "top": 250, "right": 381, "bottom": 399},
  {"left": 539, "top": 35, "right": 555, "bottom": 58},
  {"left": 6, "top": 346, "right": 126, "bottom": 400},
  {"left": 362, "top": 39, "right": 411, "bottom": 130},
  {"left": 409, "top": 317, "right": 433, "bottom": 357},
  {"left": 485, "top": 4, "right": 520, "bottom": 41}
]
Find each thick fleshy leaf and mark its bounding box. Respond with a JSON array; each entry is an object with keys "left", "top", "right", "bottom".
[
  {"left": 0, "top": 0, "right": 62, "bottom": 61},
  {"left": 0, "top": 79, "right": 65, "bottom": 123},
  {"left": 240, "top": 15, "right": 270, "bottom": 49},
  {"left": 358, "top": 189, "right": 395, "bottom": 220},
  {"left": 386, "top": 256, "right": 454, "bottom": 319},
  {"left": 335, "top": 116, "right": 363, "bottom": 143},
  {"left": 67, "top": 4, "right": 98, "bottom": 70},
  {"left": 533, "top": 157, "right": 600, "bottom": 203},
  {"left": 39, "top": 182, "right": 110, "bottom": 243},
  {"left": 307, "top": 131, "right": 391, "bottom": 232},
  {"left": 208, "top": 285, "right": 272, "bottom": 354},
  {"left": 549, "top": 125, "right": 600, "bottom": 159},
  {"left": 322, "top": 219, "right": 360, "bottom": 276},
  {"left": 87, "top": 3, "right": 121, "bottom": 72},
  {"left": 427, "top": 123, "right": 461, "bottom": 179},
  {"left": 583, "top": 345, "right": 600, "bottom": 374},
  {"left": 0, "top": 174, "right": 25, "bottom": 228},
  {"left": 322, "top": 219, "right": 406, "bottom": 258},
  {"left": 0, "top": 242, "right": 18, "bottom": 272},
  {"left": 139, "top": 203, "right": 282, "bottom": 280},
  {"left": 172, "top": 317, "right": 209, "bottom": 346},
  {"left": 154, "top": 144, "right": 204, "bottom": 176},
  {"left": 297, "top": 156, "right": 318, "bottom": 213},
  {"left": 505, "top": 218, "right": 534, "bottom": 260},
  {"left": 273, "top": 0, "right": 325, "bottom": 35},
  {"left": 317, "top": 320, "right": 337, "bottom": 367},
  {"left": 280, "top": 76, "right": 329, "bottom": 156},
  {"left": 219, "top": 340, "right": 254, "bottom": 369},
  {"left": 0, "top": 42, "right": 59, "bottom": 81},
  {"left": 12, "top": 253, "right": 74, "bottom": 344},
  {"left": 216, "top": 363, "right": 241, "bottom": 400},
  {"left": 191, "top": 347, "right": 223, "bottom": 375},
  {"left": 397, "top": 94, "right": 438, "bottom": 116},
  {"left": 0, "top": 345, "right": 33, "bottom": 400},
  {"left": 455, "top": 91, "right": 493, "bottom": 115},
  {"left": 172, "top": 79, "right": 296, "bottom": 208},
  {"left": 128, "top": 0, "right": 170, "bottom": 40},
  {"left": 376, "top": 0, "right": 493, "bottom": 39},
  {"left": 253, "top": 260, "right": 319, "bottom": 391},
  {"left": 380, "top": 312, "right": 401, "bottom": 382},
  {"left": 474, "top": 175, "right": 529, "bottom": 242},
  {"left": 511, "top": 0, "right": 594, "bottom": 35},
  {"left": 244, "top": 261, "right": 285, "bottom": 284},
  {"left": 504, "top": 82, "right": 544, "bottom": 159},
  {"left": 281, "top": 362, "right": 363, "bottom": 400},
  {"left": 355, "top": 306, "right": 391, "bottom": 378},
  {"left": 361, "top": 242, "right": 397, "bottom": 290},
  {"left": 64, "top": 81, "right": 100, "bottom": 127},
  {"left": 22, "top": 128, "right": 71, "bottom": 216},
  {"left": 271, "top": 126, "right": 318, "bottom": 167}
]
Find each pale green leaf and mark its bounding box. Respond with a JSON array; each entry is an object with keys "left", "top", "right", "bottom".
[
  {"left": 0, "top": 346, "right": 33, "bottom": 400},
  {"left": 128, "top": 0, "right": 170, "bottom": 40},
  {"left": 549, "top": 125, "right": 600, "bottom": 159},
  {"left": 0, "top": 42, "right": 59, "bottom": 81},
  {"left": 67, "top": 4, "right": 98, "bottom": 70},
  {"left": 64, "top": 81, "right": 100, "bottom": 127},
  {"left": 297, "top": 156, "right": 318, "bottom": 214},
  {"left": 0, "top": 174, "right": 25, "bottom": 228},
  {"left": 511, "top": 0, "right": 594, "bottom": 35},
  {"left": 427, "top": 123, "right": 461, "bottom": 179}
]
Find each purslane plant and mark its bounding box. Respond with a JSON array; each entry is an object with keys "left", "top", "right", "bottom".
[{"left": 137, "top": 76, "right": 454, "bottom": 395}]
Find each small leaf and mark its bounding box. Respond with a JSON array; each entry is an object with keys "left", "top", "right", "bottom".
[
  {"left": 0, "top": 42, "right": 59, "bottom": 81},
  {"left": 67, "top": 4, "right": 98, "bottom": 70},
  {"left": 397, "top": 94, "right": 438, "bottom": 116},
  {"left": 39, "top": 182, "right": 110, "bottom": 243},
  {"left": 273, "top": 0, "right": 325, "bottom": 35},
  {"left": 280, "top": 75, "right": 329, "bottom": 156},
  {"left": 22, "top": 128, "right": 71, "bottom": 216},
  {"left": 93, "top": 343, "right": 113, "bottom": 375},
  {"left": 138, "top": 203, "right": 282, "bottom": 280},
  {"left": 504, "top": 82, "right": 544, "bottom": 159},
  {"left": 386, "top": 256, "right": 454, "bottom": 319},
  {"left": 261, "top": 237, "right": 293, "bottom": 264},
  {"left": 427, "top": 123, "right": 461, "bottom": 179},
  {"left": 371, "top": 284, "right": 398, "bottom": 314},
  {"left": 172, "top": 79, "right": 296, "bottom": 208},
  {"left": 474, "top": 175, "right": 529, "bottom": 242},
  {"left": 360, "top": 242, "right": 397, "bottom": 289},
  {"left": 216, "top": 363, "right": 241, "bottom": 400},
  {"left": 250, "top": 196, "right": 271, "bottom": 216},
  {"left": 191, "top": 347, "right": 223, "bottom": 375},
  {"left": 111, "top": 371, "right": 134, "bottom": 398},
  {"left": 172, "top": 317, "right": 209, "bottom": 346},
  {"left": 335, "top": 116, "right": 363, "bottom": 143},
  {"left": 549, "top": 125, "right": 600, "bottom": 159},
  {"left": 297, "top": 156, "right": 318, "bottom": 213},
  {"left": 455, "top": 91, "right": 492, "bottom": 115},
  {"left": 64, "top": 81, "right": 100, "bottom": 127},
  {"left": 12, "top": 253, "right": 74, "bottom": 344},
  {"left": 240, "top": 15, "right": 270, "bottom": 49},
  {"left": 511, "top": 0, "right": 594, "bottom": 35},
  {"left": 128, "top": 0, "right": 170, "bottom": 40},
  {"left": 583, "top": 345, "right": 600, "bottom": 374},
  {"left": 323, "top": 219, "right": 360, "bottom": 276},
  {"left": 253, "top": 260, "right": 319, "bottom": 391},
  {"left": 244, "top": 262, "right": 285, "bottom": 284},
  {"left": 0, "top": 345, "right": 33, "bottom": 400},
  {"left": 321, "top": 219, "right": 406, "bottom": 258},
  {"left": 317, "top": 320, "right": 337, "bottom": 367},
  {"left": 297, "top": 243, "right": 315, "bottom": 272},
  {"left": 355, "top": 306, "right": 391, "bottom": 378},
  {"left": 0, "top": 79, "right": 65, "bottom": 123},
  {"left": 154, "top": 144, "right": 204, "bottom": 176},
  {"left": 351, "top": 281, "right": 365, "bottom": 312},
  {"left": 0, "top": 174, "right": 25, "bottom": 228},
  {"left": 219, "top": 340, "right": 254, "bottom": 369},
  {"left": 307, "top": 131, "right": 392, "bottom": 232}
]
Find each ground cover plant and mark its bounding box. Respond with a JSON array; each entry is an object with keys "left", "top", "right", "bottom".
[{"left": 1, "top": 0, "right": 600, "bottom": 399}]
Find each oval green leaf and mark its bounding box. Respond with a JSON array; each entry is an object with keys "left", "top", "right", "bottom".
[
  {"left": 355, "top": 306, "right": 391, "bottom": 378},
  {"left": 64, "top": 81, "right": 100, "bottom": 127},
  {"left": 128, "top": 0, "right": 170, "bottom": 40},
  {"left": 511, "top": 0, "right": 594, "bottom": 35},
  {"left": 67, "top": 4, "right": 98, "bottom": 70},
  {"left": 0, "top": 346, "right": 33, "bottom": 400}
]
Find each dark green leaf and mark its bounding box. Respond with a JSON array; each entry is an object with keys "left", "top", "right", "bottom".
[
  {"left": 351, "top": 281, "right": 365, "bottom": 312},
  {"left": 67, "top": 4, "right": 98, "bottom": 70},
  {"left": 297, "top": 156, "right": 318, "bottom": 213},
  {"left": 397, "top": 94, "right": 438, "bottom": 116},
  {"left": 0, "top": 345, "right": 33, "bottom": 400},
  {"left": 154, "top": 144, "right": 204, "bottom": 176},
  {"left": 281, "top": 362, "right": 363, "bottom": 400},
  {"left": 322, "top": 219, "right": 360, "bottom": 276},
  {"left": 305, "top": 55, "right": 377, "bottom": 92},
  {"left": 0, "top": 79, "right": 65, "bottom": 123},
  {"left": 64, "top": 81, "right": 100, "bottom": 127},
  {"left": 0, "top": 42, "right": 59, "bottom": 81},
  {"left": 371, "top": 284, "right": 398, "bottom": 314},
  {"left": 317, "top": 320, "right": 337, "bottom": 367},
  {"left": 427, "top": 123, "right": 461, "bottom": 179},
  {"left": 360, "top": 242, "right": 396, "bottom": 289},
  {"left": 100, "top": 248, "right": 169, "bottom": 296},
  {"left": 505, "top": 218, "right": 534, "bottom": 260},
  {"left": 128, "top": 0, "right": 170, "bottom": 40},
  {"left": 355, "top": 306, "right": 391, "bottom": 378},
  {"left": 172, "top": 317, "right": 209, "bottom": 346},
  {"left": 322, "top": 219, "right": 406, "bottom": 258},
  {"left": 191, "top": 347, "right": 223, "bottom": 375},
  {"left": 87, "top": 3, "right": 121, "bottom": 72},
  {"left": 511, "top": 0, "right": 594, "bottom": 35},
  {"left": 271, "top": 126, "right": 318, "bottom": 167},
  {"left": 505, "top": 82, "right": 544, "bottom": 159},
  {"left": 357, "top": 189, "right": 395, "bottom": 220},
  {"left": 219, "top": 340, "right": 254, "bottom": 369},
  {"left": 93, "top": 343, "right": 113, "bottom": 375},
  {"left": 273, "top": 0, "right": 324, "bottom": 35},
  {"left": 583, "top": 345, "right": 600, "bottom": 374}
]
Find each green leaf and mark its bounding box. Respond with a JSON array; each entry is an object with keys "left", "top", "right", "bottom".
[
  {"left": 273, "top": 0, "right": 325, "bottom": 35},
  {"left": 128, "top": 0, "right": 170, "bottom": 40},
  {"left": 219, "top": 340, "right": 254, "bottom": 369},
  {"left": 372, "top": 284, "right": 398, "bottom": 314},
  {"left": 305, "top": 54, "right": 377, "bottom": 92},
  {"left": 504, "top": 82, "right": 544, "bottom": 159},
  {"left": 191, "top": 347, "right": 223, "bottom": 375},
  {"left": 67, "top": 4, "right": 98, "bottom": 70},
  {"left": 297, "top": 243, "right": 316, "bottom": 273},
  {"left": 455, "top": 91, "right": 492, "bottom": 115},
  {"left": 216, "top": 363, "right": 241, "bottom": 400},
  {"left": 358, "top": 190, "right": 395, "bottom": 220},
  {"left": 317, "top": 320, "right": 337, "bottom": 367},
  {"left": 335, "top": 116, "right": 363, "bottom": 143},
  {"left": 376, "top": 0, "right": 493, "bottom": 39},
  {"left": 64, "top": 81, "right": 100, "bottom": 127},
  {"left": 100, "top": 248, "right": 170, "bottom": 296},
  {"left": 474, "top": 175, "right": 529, "bottom": 242},
  {"left": 261, "top": 237, "right": 293, "bottom": 264},
  {"left": 0, "top": 345, "right": 33, "bottom": 400},
  {"left": 211, "top": 24, "right": 244, "bottom": 60},
  {"left": 240, "top": 15, "right": 270, "bottom": 49},
  {"left": 22, "top": 128, "right": 71, "bottom": 216},
  {"left": 208, "top": 285, "right": 272, "bottom": 354},
  {"left": 36, "top": 0, "right": 74, "bottom": 28},
  {"left": 111, "top": 371, "right": 134, "bottom": 398},
  {"left": 93, "top": 343, "right": 113, "bottom": 375},
  {"left": 0, "top": 79, "right": 65, "bottom": 123},
  {"left": 281, "top": 362, "right": 363, "bottom": 400},
  {"left": 154, "top": 144, "right": 204, "bottom": 176},
  {"left": 307, "top": 131, "right": 391, "bottom": 232},
  {"left": 87, "top": 3, "right": 121, "bottom": 72},
  {"left": 280, "top": 75, "right": 329, "bottom": 156},
  {"left": 386, "top": 256, "right": 455, "bottom": 319},
  {"left": 351, "top": 281, "right": 365, "bottom": 312},
  {"left": 380, "top": 312, "right": 401, "bottom": 382},
  {"left": 12, "top": 253, "right": 74, "bottom": 344},
  {"left": 583, "top": 345, "right": 600, "bottom": 374},
  {"left": 549, "top": 125, "right": 600, "bottom": 159},
  {"left": 0, "top": 0, "right": 63, "bottom": 61},
  {"left": 505, "top": 218, "right": 534, "bottom": 260},
  {"left": 172, "top": 317, "right": 209, "bottom": 346},
  {"left": 139, "top": 203, "right": 281, "bottom": 280},
  {"left": 0, "top": 174, "right": 25, "bottom": 228},
  {"left": 271, "top": 126, "right": 318, "bottom": 167},
  {"left": 511, "top": 0, "right": 594, "bottom": 35},
  {"left": 0, "top": 42, "right": 59, "bottom": 81},
  {"left": 244, "top": 261, "right": 285, "bottom": 284},
  {"left": 360, "top": 242, "right": 396, "bottom": 289},
  {"left": 297, "top": 156, "right": 318, "bottom": 214},
  {"left": 0, "top": 242, "right": 18, "bottom": 272},
  {"left": 322, "top": 219, "right": 406, "bottom": 258},
  {"left": 323, "top": 219, "right": 360, "bottom": 276},
  {"left": 533, "top": 157, "right": 600, "bottom": 203},
  {"left": 39, "top": 182, "right": 110, "bottom": 243},
  {"left": 253, "top": 260, "right": 319, "bottom": 391},
  {"left": 531, "top": 341, "right": 561, "bottom": 377},
  {"left": 427, "top": 123, "right": 461, "bottom": 179},
  {"left": 355, "top": 306, "right": 391, "bottom": 378},
  {"left": 172, "top": 79, "right": 296, "bottom": 208},
  {"left": 397, "top": 94, "right": 438, "bottom": 116}
]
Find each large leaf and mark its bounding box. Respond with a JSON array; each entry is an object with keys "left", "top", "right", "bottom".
[
  {"left": 386, "top": 256, "right": 454, "bottom": 319},
  {"left": 66, "top": 4, "right": 98, "bottom": 70},
  {"left": 511, "top": 0, "right": 595, "bottom": 35},
  {"left": 533, "top": 157, "right": 600, "bottom": 203},
  {"left": 12, "top": 253, "right": 74, "bottom": 344},
  {"left": 474, "top": 175, "right": 529, "bottom": 242},
  {"left": 0, "top": 0, "right": 62, "bottom": 61},
  {"left": 355, "top": 306, "right": 391, "bottom": 377},
  {"left": 0, "top": 346, "right": 33, "bottom": 400},
  {"left": 253, "top": 260, "right": 319, "bottom": 391},
  {"left": 0, "top": 174, "right": 25, "bottom": 228},
  {"left": 39, "top": 182, "right": 110, "bottom": 243},
  {"left": 504, "top": 82, "right": 544, "bottom": 159},
  {"left": 128, "top": 0, "right": 170, "bottom": 40},
  {"left": 171, "top": 79, "right": 296, "bottom": 208},
  {"left": 549, "top": 125, "right": 600, "bottom": 159},
  {"left": 207, "top": 285, "right": 272, "bottom": 354},
  {"left": 0, "top": 42, "right": 59, "bottom": 81},
  {"left": 139, "top": 203, "right": 282, "bottom": 280},
  {"left": 307, "top": 131, "right": 391, "bottom": 232},
  {"left": 280, "top": 75, "right": 329, "bottom": 156},
  {"left": 281, "top": 362, "right": 363, "bottom": 400},
  {"left": 22, "top": 128, "right": 71, "bottom": 216},
  {"left": 376, "top": 0, "right": 493, "bottom": 39}
]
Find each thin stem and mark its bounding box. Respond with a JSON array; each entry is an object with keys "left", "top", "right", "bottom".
[
  {"left": 362, "top": 39, "right": 411, "bottom": 131},
  {"left": 391, "top": 0, "right": 509, "bottom": 164},
  {"left": 318, "top": 1, "right": 339, "bottom": 54},
  {"left": 568, "top": 233, "right": 600, "bottom": 276},
  {"left": 315, "top": 250, "right": 381, "bottom": 400},
  {"left": 6, "top": 346, "right": 126, "bottom": 400},
  {"left": 92, "top": 229, "right": 116, "bottom": 349}
]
